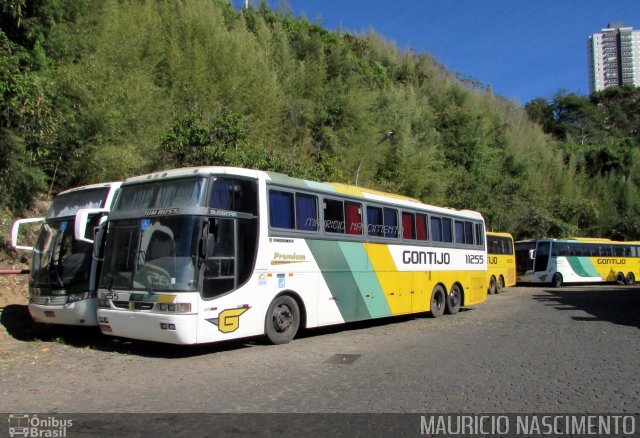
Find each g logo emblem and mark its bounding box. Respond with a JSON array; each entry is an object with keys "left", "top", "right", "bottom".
[{"left": 208, "top": 308, "right": 250, "bottom": 333}]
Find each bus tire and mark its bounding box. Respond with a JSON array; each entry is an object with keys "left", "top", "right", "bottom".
[
  {"left": 488, "top": 276, "right": 497, "bottom": 295},
  {"left": 552, "top": 273, "right": 563, "bottom": 288},
  {"left": 626, "top": 273, "right": 636, "bottom": 285},
  {"left": 615, "top": 272, "right": 625, "bottom": 285},
  {"left": 446, "top": 284, "right": 462, "bottom": 315},
  {"left": 265, "top": 295, "right": 300, "bottom": 345},
  {"left": 429, "top": 285, "right": 446, "bottom": 318},
  {"left": 498, "top": 275, "right": 506, "bottom": 291}
]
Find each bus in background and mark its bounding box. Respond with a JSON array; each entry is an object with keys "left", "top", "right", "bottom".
[
  {"left": 515, "top": 237, "right": 640, "bottom": 287},
  {"left": 91, "top": 166, "right": 488, "bottom": 345},
  {"left": 486, "top": 232, "right": 516, "bottom": 294},
  {"left": 11, "top": 182, "right": 121, "bottom": 326}
]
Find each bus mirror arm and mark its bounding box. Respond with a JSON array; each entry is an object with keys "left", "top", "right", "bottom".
[
  {"left": 529, "top": 249, "right": 536, "bottom": 260},
  {"left": 11, "top": 217, "right": 45, "bottom": 251},
  {"left": 74, "top": 208, "right": 109, "bottom": 243}
]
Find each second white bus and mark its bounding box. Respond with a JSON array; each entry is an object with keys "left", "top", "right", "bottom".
[{"left": 12, "top": 182, "right": 121, "bottom": 326}]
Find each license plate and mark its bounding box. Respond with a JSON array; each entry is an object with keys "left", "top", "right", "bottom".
[{"left": 44, "top": 311, "right": 55, "bottom": 317}]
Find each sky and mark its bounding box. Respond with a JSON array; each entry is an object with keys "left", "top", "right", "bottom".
[{"left": 230, "top": 0, "right": 640, "bottom": 105}]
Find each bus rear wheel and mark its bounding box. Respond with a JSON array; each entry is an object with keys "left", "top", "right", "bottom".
[
  {"left": 446, "top": 284, "right": 462, "bottom": 315},
  {"left": 265, "top": 295, "right": 300, "bottom": 344},
  {"left": 498, "top": 276, "right": 506, "bottom": 292},
  {"left": 626, "top": 273, "right": 636, "bottom": 285},
  {"left": 552, "top": 273, "right": 563, "bottom": 288},
  {"left": 616, "top": 272, "right": 625, "bottom": 285},
  {"left": 429, "top": 286, "right": 446, "bottom": 318},
  {"left": 488, "top": 276, "right": 497, "bottom": 295}
]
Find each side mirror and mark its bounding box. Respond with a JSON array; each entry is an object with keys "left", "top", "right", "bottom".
[
  {"left": 11, "top": 217, "right": 45, "bottom": 251},
  {"left": 74, "top": 208, "right": 109, "bottom": 243},
  {"left": 529, "top": 249, "right": 536, "bottom": 260}
]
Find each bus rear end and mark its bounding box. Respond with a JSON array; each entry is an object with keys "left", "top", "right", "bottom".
[{"left": 486, "top": 232, "right": 515, "bottom": 293}]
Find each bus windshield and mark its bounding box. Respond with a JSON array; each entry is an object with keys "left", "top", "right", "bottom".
[
  {"left": 99, "top": 216, "right": 201, "bottom": 292},
  {"left": 113, "top": 177, "right": 207, "bottom": 212},
  {"left": 48, "top": 187, "right": 110, "bottom": 219},
  {"left": 31, "top": 220, "right": 94, "bottom": 291}
]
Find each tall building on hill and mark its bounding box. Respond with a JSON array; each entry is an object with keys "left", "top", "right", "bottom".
[{"left": 587, "top": 23, "right": 640, "bottom": 94}]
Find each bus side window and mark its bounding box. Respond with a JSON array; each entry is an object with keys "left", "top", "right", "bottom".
[
  {"left": 295, "top": 193, "right": 318, "bottom": 231},
  {"left": 431, "top": 217, "right": 442, "bottom": 242},
  {"left": 402, "top": 212, "right": 416, "bottom": 240},
  {"left": 383, "top": 208, "right": 398, "bottom": 239},
  {"left": 269, "top": 190, "right": 294, "bottom": 229},
  {"left": 442, "top": 218, "right": 452, "bottom": 243},
  {"left": 324, "top": 199, "right": 345, "bottom": 234},
  {"left": 475, "top": 223, "right": 484, "bottom": 247},
  {"left": 416, "top": 214, "right": 428, "bottom": 241},
  {"left": 367, "top": 206, "right": 384, "bottom": 237},
  {"left": 345, "top": 202, "right": 362, "bottom": 235}
]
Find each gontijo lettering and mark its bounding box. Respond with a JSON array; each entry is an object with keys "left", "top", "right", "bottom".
[{"left": 403, "top": 250, "right": 450, "bottom": 265}]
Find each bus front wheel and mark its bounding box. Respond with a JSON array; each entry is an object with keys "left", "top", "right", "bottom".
[
  {"left": 446, "top": 284, "right": 462, "bottom": 315},
  {"left": 552, "top": 273, "right": 563, "bottom": 288},
  {"left": 626, "top": 273, "right": 636, "bottom": 285},
  {"left": 429, "top": 286, "right": 446, "bottom": 318},
  {"left": 265, "top": 295, "right": 300, "bottom": 345}
]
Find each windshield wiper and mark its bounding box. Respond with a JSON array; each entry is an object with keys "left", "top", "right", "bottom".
[{"left": 137, "top": 250, "right": 156, "bottom": 295}]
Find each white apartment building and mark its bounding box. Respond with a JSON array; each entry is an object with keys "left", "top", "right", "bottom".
[{"left": 588, "top": 22, "right": 640, "bottom": 93}]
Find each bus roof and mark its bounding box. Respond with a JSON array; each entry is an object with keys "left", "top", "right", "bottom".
[
  {"left": 56, "top": 181, "right": 121, "bottom": 196},
  {"left": 487, "top": 231, "right": 514, "bottom": 238},
  {"left": 121, "top": 166, "right": 485, "bottom": 221},
  {"left": 516, "top": 237, "right": 637, "bottom": 246}
]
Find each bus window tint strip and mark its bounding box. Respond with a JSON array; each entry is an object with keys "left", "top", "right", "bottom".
[{"left": 267, "top": 187, "right": 483, "bottom": 248}]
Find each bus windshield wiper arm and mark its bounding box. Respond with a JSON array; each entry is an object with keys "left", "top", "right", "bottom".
[{"left": 138, "top": 250, "right": 155, "bottom": 295}]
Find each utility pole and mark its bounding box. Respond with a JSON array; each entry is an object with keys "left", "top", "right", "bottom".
[{"left": 355, "top": 131, "right": 394, "bottom": 186}]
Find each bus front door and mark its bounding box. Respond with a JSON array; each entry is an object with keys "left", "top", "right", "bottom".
[{"left": 534, "top": 241, "right": 551, "bottom": 274}]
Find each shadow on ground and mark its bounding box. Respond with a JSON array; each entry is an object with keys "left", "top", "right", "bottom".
[
  {"left": 1, "top": 303, "right": 466, "bottom": 358},
  {"left": 533, "top": 285, "right": 640, "bottom": 329}
]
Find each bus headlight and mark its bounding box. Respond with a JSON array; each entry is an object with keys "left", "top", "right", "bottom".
[
  {"left": 67, "top": 292, "right": 90, "bottom": 303},
  {"left": 154, "top": 302, "right": 191, "bottom": 313},
  {"left": 176, "top": 303, "right": 191, "bottom": 313}
]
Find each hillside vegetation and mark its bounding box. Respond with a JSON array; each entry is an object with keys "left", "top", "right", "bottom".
[{"left": 1, "top": 0, "right": 639, "bottom": 240}]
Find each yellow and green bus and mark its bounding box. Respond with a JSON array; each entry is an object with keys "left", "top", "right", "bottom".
[
  {"left": 87, "top": 166, "right": 489, "bottom": 345},
  {"left": 515, "top": 237, "right": 640, "bottom": 287},
  {"left": 486, "top": 232, "right": 516, "bottom": 294}
]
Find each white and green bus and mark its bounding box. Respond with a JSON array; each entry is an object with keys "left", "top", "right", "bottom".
[
  {"left": 515, "top": 237, "right": 640, "bottom": 287},
  {"left": 11, "top": 182, "right": 121, "bottom": 326},
  {"left": 91, "top": 167, "right": 488, "bottom": 345}
]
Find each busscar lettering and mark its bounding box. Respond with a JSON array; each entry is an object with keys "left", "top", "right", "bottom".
[
  {"left": 210, "top": 209, "right": 238, "bottom": 217},
  {"left": 143, "top": 208, "right": 180, "bottom": 216}
]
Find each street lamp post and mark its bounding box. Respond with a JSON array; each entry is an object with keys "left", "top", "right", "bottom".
[{"left": 355, "top": 131, "right": 394, "bottom": 186}]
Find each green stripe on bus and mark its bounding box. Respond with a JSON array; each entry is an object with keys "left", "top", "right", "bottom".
[
  {"left": 566, "top": 257, "right": 600, "bottom": 278},
  {"left": 338, "top": 242, "right": 392, "bottom": 318},
  {"left": 266, "top": 171, "right": 335, "bottom": 192},
  {"left": 306, "top": 240, "right": 368, "bottom": 322}
]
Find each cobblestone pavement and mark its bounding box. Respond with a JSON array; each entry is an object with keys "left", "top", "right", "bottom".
[{"left": 1, "top": 286, "right": 639, "bottom": 415}]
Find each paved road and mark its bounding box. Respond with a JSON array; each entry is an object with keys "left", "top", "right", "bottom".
[{"left": 1, "top": 286, "right": 639, "bottom": 418}]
